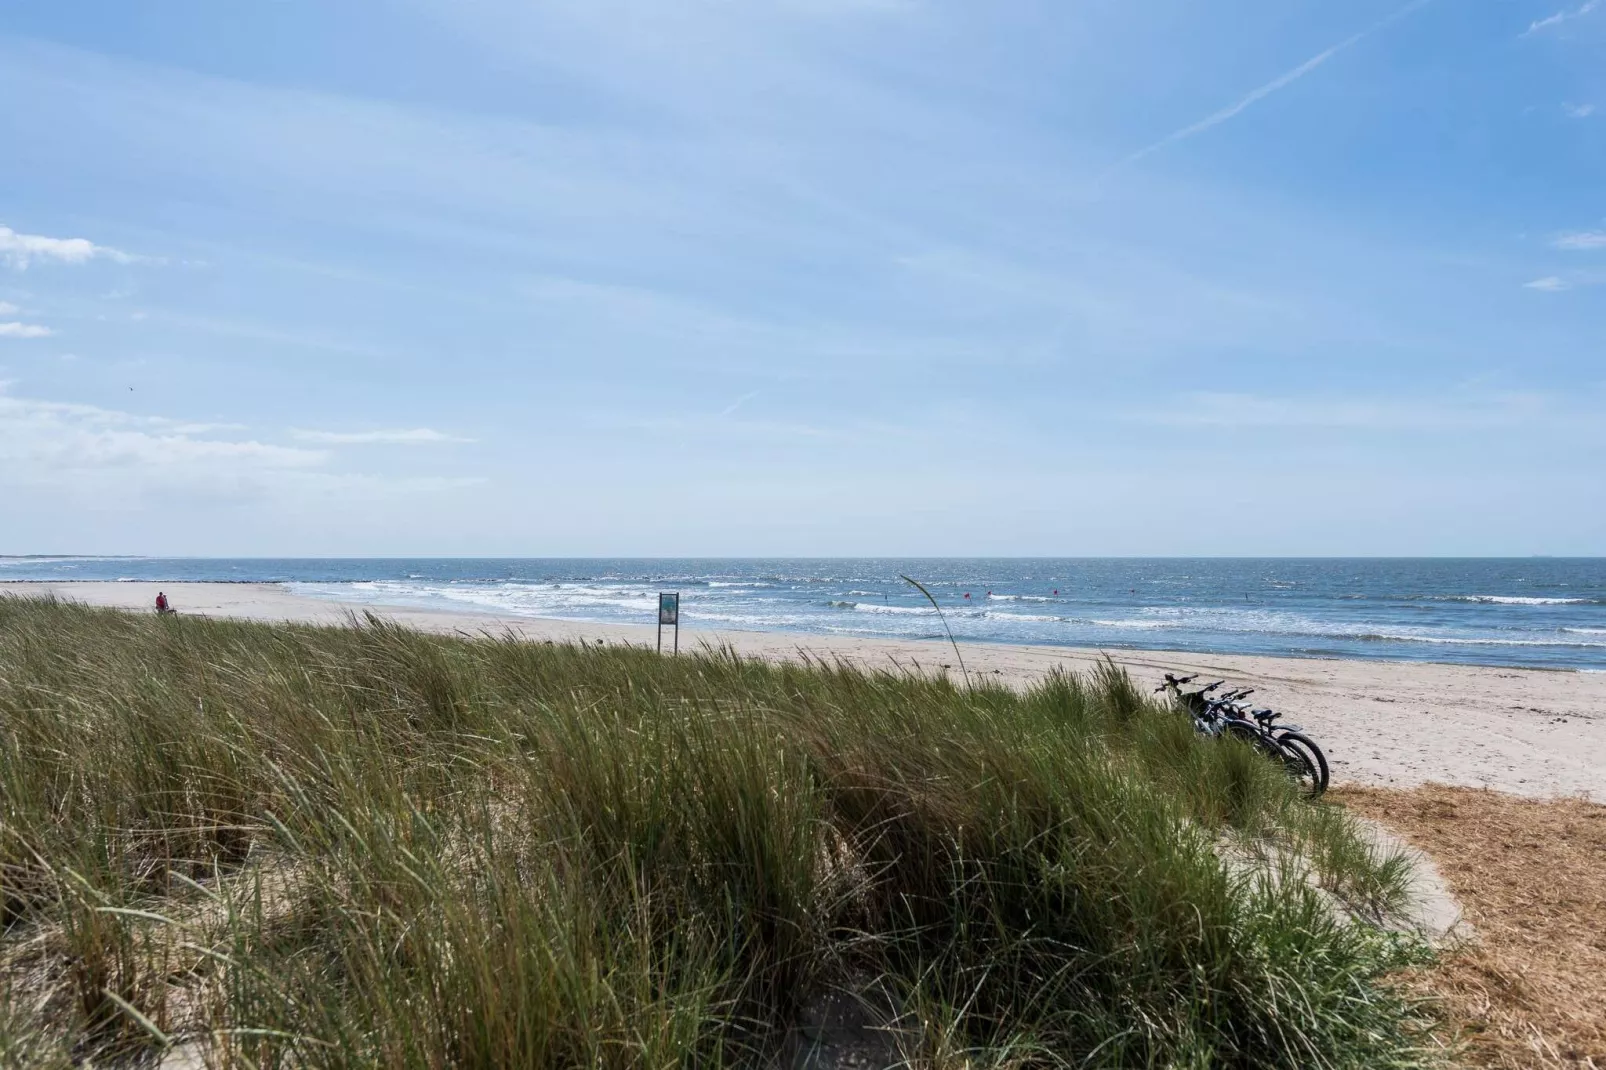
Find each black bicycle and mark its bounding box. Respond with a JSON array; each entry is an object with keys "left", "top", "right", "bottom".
[
  {"left": 1156, "top": 675, "right": 1328, "bottom": 796},
  {"left": 1219, "top": 688, "right": 1329, "bottom": 796}
]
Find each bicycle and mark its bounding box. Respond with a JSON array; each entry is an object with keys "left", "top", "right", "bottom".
[
  {"left": 1215, "top": 687, "right": 1329, "bottom": 795},
  {"left": 1155, "top": 673, "right": 1228, "bottom": 735},
  {"left": 1156, "top": 675, "right": 1328, "bottom": 796}
]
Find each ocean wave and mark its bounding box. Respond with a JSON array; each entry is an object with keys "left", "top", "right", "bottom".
[
  {"left": 289, "top": 578, "right": 670, "bottom": 619},
  {"left": 851, "top": 603, "right": 936, "bottom": 616},
  {"left": 982, "top": 610, "right": 1063, "bottom": 623},
  {"left": 1453, "top": 595, "right": 1593, "bottom": 605},
  {"left": 1088, "top": 618, "right": 1174, "bottom": 630},
  {"left": 1329, "top": 592, "right": 1600, "bottom": 605},
  {"left": 268, "top": 569, "right": 1606, "bottom": 669},
  {"left": 1356, "top": 632, "right": 1606, "bottom": 648}
]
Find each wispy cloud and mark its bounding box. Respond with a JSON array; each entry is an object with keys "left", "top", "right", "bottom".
[
  {"left": 290, "top": 428, "right": 474, "bottom": 445},
  {"left": 0, "top": 388, "right": 324, "bottom": 490},
  {"left": 0, "top": 301, "right": 19, "bottom": 315},
  {"left": 1524, "top": 276, "right": 1571, "bottom": 291},
  {"left": 0, "top": 322, "right": 53, "bottom": 338},
  {"left": 1103, "top": 0, "right": 1432, "bottom": 177},
  {"left": 1564, "top": 102, "right": 1596, "bottom": 117},
  {"left": 0, "top": 224, "right": 133, "bottom": 270},
  {"left": 0, "top": 387, "right": 483, "bottom": 505},
  {"left": 719, "top": 390, "right": 761, "bottom": 417},
  {"left": 1522, "top": 0, "right": 1599, "bottom": 36},
  {"left": 1551, "top": 229, "right": 1606, "bottom": 249}
]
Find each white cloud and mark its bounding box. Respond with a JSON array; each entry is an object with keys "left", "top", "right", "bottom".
[
  {"left": 0, "top": 390, "right": 319, "bottom": 458},
  {"left": 1104, "top": 0, "right": 1431, "bottom": 176},
  {"left": 0, "top": 388, "right": 321, "bottom": 497},
  {"left": 1524, "top": 276, "right": 1570, "bottom": 291},
  {"left": 0, "top": 301, "right": 18, "bottom": 315},
  {"left": 1552, "top": 230, "right": 1606, "bottom": 249},
  {"left": 0, "top": 322, "right": 53, "bottom": 338},
  {"left": 290, "top": 427, "right": 474, "bottom": 444},
  {"left": 0, "top": 387, "right": 487, "bottom": 511},
  {"left": 0, "top": 224, "right": 133, "bottom": 270},
  {"left": 1523, "top": 0, "right": 1599, "bottom": 35},
  {"left": 1565, "top": 102, "right": 1596, "bottom": 117}
]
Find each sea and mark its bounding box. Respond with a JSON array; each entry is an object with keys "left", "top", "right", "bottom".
[{"left": 3, "top": 557, "right": 1605, "bottom": 671}]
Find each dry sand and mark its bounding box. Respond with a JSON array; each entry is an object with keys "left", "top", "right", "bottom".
[{"left": 10, "top": 581, "right": 1606, "bottom": 800}]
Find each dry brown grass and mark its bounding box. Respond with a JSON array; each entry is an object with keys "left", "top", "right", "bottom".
[{"left": 1335, "top": 784, "right": 1606, "bottom": 1069}]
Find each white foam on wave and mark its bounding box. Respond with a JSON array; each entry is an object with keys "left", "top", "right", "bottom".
[
  {"left": 688, "top": 610, "right": 814, "bottom": 629},
  {"left": 851, "top": 603, "right": 936, "bottom": 616},
  {"left": 287, "top": 578, "right": 663, "bottom": 620},
  {"left": 982, "top": 610, "right": 1062, "bottom": 623},
  {"left": 1087, "top": 618, "right": 1174, "bottom": 630},
  {"left": 1365, "top": 632, "right": 1606, "bottom": 647},
  {"left": 511, "top": 585, "right": 657, "bottom": 613},
  {"left": 1456, "top": 595, "right": 1591, "bottom": 605}
]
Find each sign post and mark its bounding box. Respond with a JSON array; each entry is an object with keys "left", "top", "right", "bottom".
[{"left": 658, "top": 592, "right": 680, "bottom": 655}]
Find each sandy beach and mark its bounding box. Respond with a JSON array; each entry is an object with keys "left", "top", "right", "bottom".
[{"left": 10, "top": 580, "right": 1605, "bottom": 800}]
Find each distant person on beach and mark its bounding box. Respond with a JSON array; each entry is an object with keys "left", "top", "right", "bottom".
[{"left": 155, "top": 592, "right": 174, "bottom": 615}]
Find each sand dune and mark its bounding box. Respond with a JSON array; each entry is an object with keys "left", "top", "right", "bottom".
[{"left": 12, "top": 580, "right": 1605, "bottom": 800}]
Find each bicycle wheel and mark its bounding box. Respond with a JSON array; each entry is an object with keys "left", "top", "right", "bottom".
[
  {"left": 1222, "top": 718, "right": 1281, "bottom": 758},
  {"left": 1275, "top": 731, "right": 1329, "bottom": 796},
  {"left": 1225, "top": 719, "right": 1319, "bottom": 794}
]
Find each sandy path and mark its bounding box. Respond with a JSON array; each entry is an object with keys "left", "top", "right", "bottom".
[{"left": 10, "top": 581, "right": 1606, "bottom": 800}]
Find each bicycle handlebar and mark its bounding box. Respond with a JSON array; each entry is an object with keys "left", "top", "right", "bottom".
[{"left": 1155, "top": 676, "right": 1223, "bottom": 696}]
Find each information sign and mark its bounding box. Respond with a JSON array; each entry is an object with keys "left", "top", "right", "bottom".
[{"left": 658, "top": 592, "right": 680, "bottom": 654}]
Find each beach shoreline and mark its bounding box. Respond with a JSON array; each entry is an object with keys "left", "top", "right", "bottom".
[{"left": 8, "top": 580, "right": 1606, "bottom": 800}]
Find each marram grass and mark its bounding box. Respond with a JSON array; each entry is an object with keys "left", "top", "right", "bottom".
[{"left": 0, "top": 596, "right": 1435, "bottom": 1068}]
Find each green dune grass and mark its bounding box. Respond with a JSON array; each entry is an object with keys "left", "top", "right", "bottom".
[{"left": 0, "top": 596, "right": 1435, "bottom": 1068}]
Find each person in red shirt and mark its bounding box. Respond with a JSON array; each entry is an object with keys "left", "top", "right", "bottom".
[{"left": 155, "top": 592, "right": 172, "bottom": 615}]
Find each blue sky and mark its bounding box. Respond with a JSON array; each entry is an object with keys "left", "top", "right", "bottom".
[{"left": 1, "top": 0, "right": 1602, "bottom": 556}]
